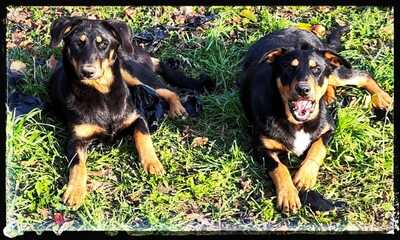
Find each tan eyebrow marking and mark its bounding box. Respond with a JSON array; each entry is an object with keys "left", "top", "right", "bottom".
[
  {"left": 79, "top": 35, "right": 86, "bottom": 42},
  {"left": 96, "top": 36, "right": 102, "bottom": 43},
  {"left": 309, "top": 59, "right": 317, "bottom": 67},
  {"left": 291, "top": 58, "right": 299, "bottom": 66}
]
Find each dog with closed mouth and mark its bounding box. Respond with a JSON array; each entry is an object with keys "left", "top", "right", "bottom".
[
  {"left": 48, "top": 16, "right": 209, "bottom": 209},
  {"left": 239, "top": 27, "right": 392, "bottom": 215}
]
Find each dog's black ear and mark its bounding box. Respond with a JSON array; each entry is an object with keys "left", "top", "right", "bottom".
[
  {"left": 103, "top": 20, "right": 134, "bottom": 54},
  {"left": 50, "top": 17, "right": 83, "bottom": 48},
  {"left": 258, "top": 48, "right": 287, "bottom": 64},
  {"left": 319, "top": 49, "right": 352, "bottom": 69}
]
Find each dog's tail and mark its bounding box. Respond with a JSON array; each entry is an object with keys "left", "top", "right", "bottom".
[
  {"left": 158, "top": 58, "right": 215, "bottom": 92},
  {"left": 326, "top": 25, "right": 350, "bottom": 52}
]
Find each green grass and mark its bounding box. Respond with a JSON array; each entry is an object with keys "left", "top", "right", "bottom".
[{"left": 5, "top": 6, "right": 395, "bottom": 236}]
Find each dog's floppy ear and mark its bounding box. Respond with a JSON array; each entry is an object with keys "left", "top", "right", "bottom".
[
  {"left": 102, "top": 20, "right": 134, "bottom": 54},
  {"left": 258, "top": 48, "right": 287, "bottom": 64},
  {"left": 318, "top": 49, "right": 352, "bottom": 69},
  {"left": 50, "top": 17, "right": 83, "bottom": 48}
]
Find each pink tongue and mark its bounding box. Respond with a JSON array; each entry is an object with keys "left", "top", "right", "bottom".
[{"left": 294, "top": 100, "right": 309, "bottom": 116}]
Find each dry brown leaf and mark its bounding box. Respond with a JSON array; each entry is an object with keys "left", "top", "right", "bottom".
[
  {"left": 311, "top": 25, "right": 326, "bottom": 37},
  {"left": 180, "top": 6, "right": 194, "bottom": 16},
  {"left": 40, "top": 208, "right": 50, "bottom": 219},
  {"left": 10, "top": 60, "right": 27, "bottom": 73},
  {"left": 87, "top": 179, "right": 105, "bottom": 192},
  {"left": 70, "top": 12, "right": 83, "bottom": 17},
  {"left": 335, "top": 19, "right": 347, "bottom": 27},
  {"left": 53, "top": 212, "right": 65, "bottom": 225},
  {"left": 19, "top": 39, "right": 33, "bottom": 48},
  {"left": 124, "top": 7, "right": 136, "bottom": 19},
  {"left": 157, "top": 183, "right": 175, "bottom": 194},
  {"left": 317, "top": 6, "right": 332, "bottom": 13},
  {"left": 191, "top": 137, "right": 208, "bottom": 147},
  {"left": 240, "top": 177, "right": 252, "bottom": 192}
]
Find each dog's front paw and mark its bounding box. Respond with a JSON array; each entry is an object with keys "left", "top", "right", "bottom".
[
  {"left": 168, "top": 101, "right": 188, "bottom": 119},
  {"left": 276, "top": 185, "right": 301, "bottom": 215},
  {"left": 371, "top": 91, "right": 392, "bottom": 110},
  {"left": 142, "top": 157, "right": 165, "bottom": 175},
  {"left": 63, "top": 181, "right": 87, "bottom": 209},
  {"left": 293, "top": 160, "right": 320, "bottom": 191}
]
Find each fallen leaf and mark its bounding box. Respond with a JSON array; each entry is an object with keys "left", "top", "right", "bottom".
[
  {"left": 19, "top": 39, "right": 33, "bottom": 48},
  {"left": 317, "top": 6, "right": 332, "bottom": 13},
  {"left": 335, "top": 19, "right": 347, "bottom": 27},
  {"left": 240, "top": 177, "right": 252, "bottom": 192},
  {"left": 191, "top": 137, "right": 208, "bottom": 147},
  {"left": 311, "top": 24, "right": 326, "bottom": 37},
  {"left": 124, "top": 7, "right": 136, "bottom": 19},
  {"left": 296, "top": 22, "right": 312, "bottom": 32},
  {"left": 46, "top": 54, "right": 58, "bottom": 71},
  {"left": 174, "top": 14, "right": 186, "bottom": 25},
  {"left": 180, "top": 6, "right": 193, "bottom": 16},
  {"left": 127, "top": 190, "right": 143, "bottom": 205},
  {"left": 70, "top": 12, "right": 83, "bottom": 17},
  {"left": 381, "top": 24, "right": 393, "bottom": 36},
  {"left": 230, "top": 15, "right": 242, "bottom": 24},
  {"left": 157, "top": 183, "right": 175, "bottom": 194},
  {"left": 39, "top": 208, "right": 50, "bottom": 219},
  {"left": 53, "top": 212, "right": 65, "bottom": 225},
  {"left": 10, "top": 60, "right": 27, "bottom": 74},
  {"left": 87, "top": 179, "right": 104, "bottom": 192},
  {"left": 240, "top": 9, "right": 257, "bottom": 22}
]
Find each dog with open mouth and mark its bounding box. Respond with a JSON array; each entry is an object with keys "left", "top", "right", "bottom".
[{"left": 239, "top": 27, "right": 392, "bottom": 215}]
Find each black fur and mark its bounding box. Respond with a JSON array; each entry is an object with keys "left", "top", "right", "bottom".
[
  {"left": 240, "top": 27, "right": 345, "bottom": 172},
  {"left": 48, "top": 17, "right": 209, "bottom": 172}
]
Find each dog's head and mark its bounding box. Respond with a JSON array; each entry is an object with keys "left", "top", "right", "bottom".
[
  {"left": 260, "top": 47, "right": 351, "bottom": 124},
  {"left": 50, "top": 17, "right": 133, "bottom": 81}
]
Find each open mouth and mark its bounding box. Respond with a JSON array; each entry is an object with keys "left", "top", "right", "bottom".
[{"left": 288, "top": 99, "right": 316, "bottom": 122}]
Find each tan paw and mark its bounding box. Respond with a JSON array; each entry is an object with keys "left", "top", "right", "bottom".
[
  {"left": 276, "top": 185, "right": 301, "bottom": 215},
  {"left": 168, "top": 101, "right": 187, "bottom": 119},
  {"left": 63, "top": 182, "right": 87, "bottom": 209},
  {"left": 142, "top": 158, "right": 165, "bottom": 175},
  {"left": 293, "top": 160, "right": 320, "bottom": 191},
  {"left": 372, "top": 91, "right": 393, "bottom": 110}
]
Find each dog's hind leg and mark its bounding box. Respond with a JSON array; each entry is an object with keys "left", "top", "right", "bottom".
[
  {"left": 328, "top": 67, "right": 392, "bottom": 110},
  {"left": 121, "top": 60, "right": 187, "bottom": 118}
]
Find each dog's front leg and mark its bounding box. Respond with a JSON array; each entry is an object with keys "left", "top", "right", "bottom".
[
  {"left": 258, "top": 136, "right": 301, "bottom": 215},
  {"left": 63, "top": 139, "right": 90, "bottom": 209},
  {"left": 133, "top": 117, "right": 165, "bottom": 175},
  {"left": 293, "top": 128, "right": 333, "bottom": 190},
  {"left": 63, "top": 123, "right": 105, "bottom": 209}
]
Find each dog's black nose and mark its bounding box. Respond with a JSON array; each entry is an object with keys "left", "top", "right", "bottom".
[
  {"left": 295, "top": 83, "right": 311, "bottom": 96},
  {"left": 80, "top": 65, "right": 97, "bottom": 79}
]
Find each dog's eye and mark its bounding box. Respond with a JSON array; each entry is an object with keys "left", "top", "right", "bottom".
[{"left": 311, "top": 66, "right": 321, "bottom": 75}]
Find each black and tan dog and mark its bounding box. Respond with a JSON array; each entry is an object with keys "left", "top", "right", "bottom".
[
  {"left": 48, "top": 17, "right": 208, "bottom": 208},
  {"left": 239, "top": 27, "right": 392, "bottom": 215}
]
